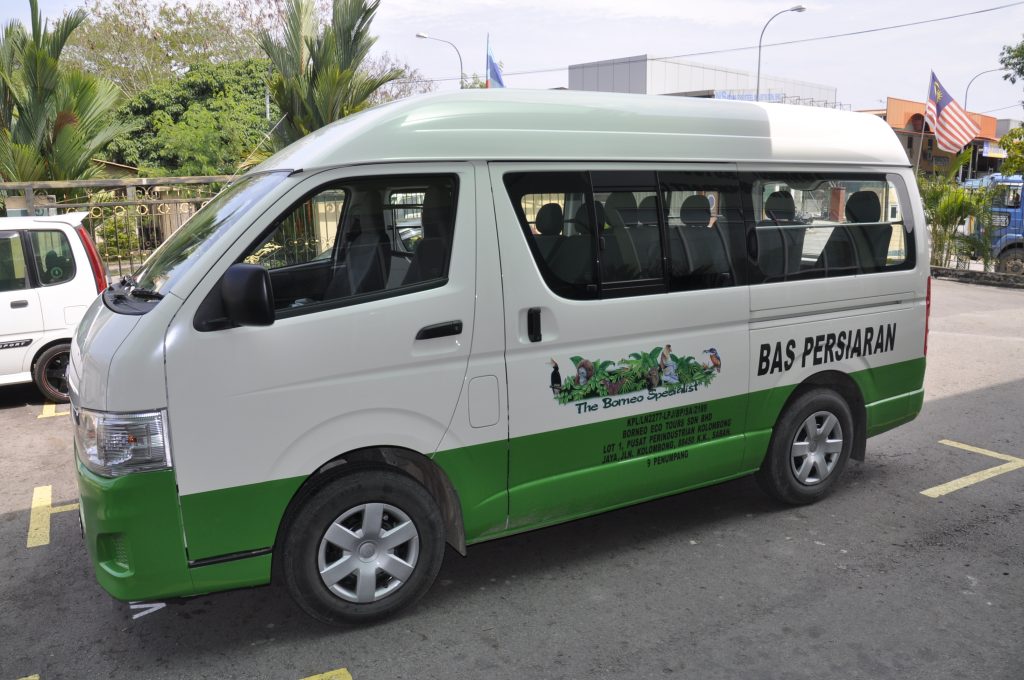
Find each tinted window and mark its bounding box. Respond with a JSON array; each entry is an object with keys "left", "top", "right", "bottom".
[
  {"left": 29, "top": 230, "right": 76, "bottom": 286},
  {"left": 0, "top": 231, "right": 27, "bottom": 292},
  {"left": 243, "top": 175, "right": 457, "bottom": 314},
  {"left": 750, "top": 174, "right": 914, "bottom": 282},
  {"left": 660, "top": 172, "right": 744, "bottom": 291}
]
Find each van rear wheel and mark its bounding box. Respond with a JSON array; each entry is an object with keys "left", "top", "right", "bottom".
[
  {"left": 756, "top": 388, "right": 854, "bottom": 505},
  {"left": 32, "top": 343, "right": 71, "bottom": 403},
  {"left": 280, "top": 469, "right": 445, "bottom": 625}
]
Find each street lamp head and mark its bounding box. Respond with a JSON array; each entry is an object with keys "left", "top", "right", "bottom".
[
  {"left": 790, "top": 5, "right": 806, "bottom": 12},
  {"left": 415, "top": 32, "right": 429, "bottom": 39}
]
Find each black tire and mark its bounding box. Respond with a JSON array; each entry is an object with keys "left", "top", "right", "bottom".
[
  {"left": 755, "top": 388, "right": 855, "bottom": 505},
  {"left": 996, "top": 248, "right": 1024, "bottom": 276},
  {"left": 32, "top": 343, "right": 71, "bottom": 403},
  {"left": 280, "top": 469, "right": 445, "bottom": 625}
]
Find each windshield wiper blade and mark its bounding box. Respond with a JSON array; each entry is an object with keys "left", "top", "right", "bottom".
[{"left": 129, "top": 287, "right": 164, "bottom": 300}]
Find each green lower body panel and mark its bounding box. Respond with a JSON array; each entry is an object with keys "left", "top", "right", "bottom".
[
  {"left": 179, "top": 476, "right": 306, "bottom": 561},
  {"left": 76, "top": 459, "right": 276, "bottom": 601}
]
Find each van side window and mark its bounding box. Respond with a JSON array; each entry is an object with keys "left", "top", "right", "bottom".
[
  {"left": 242, "top": 175, "right": 457, "bottom": 314},
  {"left": 0, "top": 231, "right": 28, "bottom": 291},
  {"left": 504, "top": 172, "right": 597, "bottom": 299},
  {"left": 29, "top": 230, "right": 76, "bottom": 286},
  {"left": 659, "top": 172, "right": 744, "bottom": 291},
  {"left": 750, "top": 174, "right": 914, "bottom": 282},
  {"left": 506, "top": 171, "right": 670, "bottom": 299}
]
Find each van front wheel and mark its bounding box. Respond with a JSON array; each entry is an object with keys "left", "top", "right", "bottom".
[
  {"left": 280, "top": 469, "right": 445, "bottom": 625},
  {"left": 756, "top": 388, "right": 854, "bottom": 505}
]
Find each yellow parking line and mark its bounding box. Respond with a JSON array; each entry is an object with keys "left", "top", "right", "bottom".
[
  {"left": 27, "top": 486, "right": 80, "bottom": 548},
  {"left": 921, "top": 440, "right": 1024, "bottom": 498},
  {"left": 301, "top": 670, "right": 353, "bottom": 680},
  {"left": 37, "top": 402, "right": 69, "bottom": 419},
  {"left": 17, "top": 675, "right": 40, "bottom": 680}
]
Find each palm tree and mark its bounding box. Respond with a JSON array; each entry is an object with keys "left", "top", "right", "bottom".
[
  {"left": 257, "top": 0, "right": 404, "bottom": 150},
  {"left": 918, "top": 151, "right": 994, "bottom": 269},
  {"left": 0, "top": 0, "right": 135, "bottom": 181}
]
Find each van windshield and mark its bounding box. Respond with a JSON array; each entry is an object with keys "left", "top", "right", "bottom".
[{"left": 133, "top": 172, "right": 288, "bottom": 295}]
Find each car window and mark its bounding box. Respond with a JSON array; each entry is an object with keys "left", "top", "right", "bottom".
[
  {"left": 0, "top": 231, "right": 28, "bottom": 292},
  {"left": 29, "top": 230, "right": 76, "bottom": 286}
]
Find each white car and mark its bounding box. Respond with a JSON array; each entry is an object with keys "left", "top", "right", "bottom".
[{"left": 0, "top": 212, "right": 106, "bottom": 402}]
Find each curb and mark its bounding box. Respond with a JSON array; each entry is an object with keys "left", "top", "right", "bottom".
[{"left": 930, "top": 266, "right": 1024, "bottom": 290}]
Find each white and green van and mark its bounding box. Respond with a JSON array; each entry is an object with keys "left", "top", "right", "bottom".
[{"left": 70, "top": 90, "right": 929, "bottom": 624}]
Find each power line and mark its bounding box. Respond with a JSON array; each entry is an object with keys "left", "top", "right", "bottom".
[
  {"left": 982, "top": 102, "right": 1024, "bottom": 114},
  {"left": 396, "top": 1, "right": 1024, "bottom": 85}
]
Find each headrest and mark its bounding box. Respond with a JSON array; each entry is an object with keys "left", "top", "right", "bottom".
[
  {"left": 421, "top": 185, "right": 453, "bottom": 240},
  {"left": 573, "top": 202, "right": 605, "bottom": 235},
  {"left": 764, "top": 191, "right": 795, "bottom": 222},
  {"left": 535, "top": 203, "right": 564, "bottom": 236},
  {"left": 845, "top": 191, "right": 882, "bottom": 223},
  {"left": 604, "top": 192, "right": 637, "bottom": 218},
  {"left": 343, "top": 191, "right": 384, "bottom": 238},
  {"left": 679, "top": 194, "right": 711, "bottom": 227},
  {"left": 637, "top": 196, "right": 658, "bottom": 211}
]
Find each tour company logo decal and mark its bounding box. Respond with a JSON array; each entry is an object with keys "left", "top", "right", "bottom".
[{"left": 549, "top": 344, "right": 721, "bottom": 414}]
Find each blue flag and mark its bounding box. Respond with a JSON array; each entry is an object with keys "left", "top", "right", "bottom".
[{"left": 487, "top": 44, "right": 504, "bottom": 88}]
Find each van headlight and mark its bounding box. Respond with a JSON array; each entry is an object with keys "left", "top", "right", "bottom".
[{"left": 74, "top": 408, "right": 171, "bottom": 477}]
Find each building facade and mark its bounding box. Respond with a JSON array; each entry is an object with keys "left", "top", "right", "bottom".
[{"left": 568, "top": 54, "right": 839, "bottom": 106}]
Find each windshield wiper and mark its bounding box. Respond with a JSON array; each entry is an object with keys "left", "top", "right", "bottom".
[{"left": 129, "top": 287, "right": 164, "bottom": 300}]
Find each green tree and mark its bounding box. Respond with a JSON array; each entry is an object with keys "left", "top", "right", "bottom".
[
  {"left": 66, "top": 0, "right": 283, "bottom": 98},
  {"left": 999, "top": 36, "right": 1024, "bottom": 174},
  {"left": 104, "top": 59, "right": 273, "bottom": 175},
  {"left": 918, "top": 151, "right": 995, "bottom": 269},
  {"left": 257, "top": 0, "right": 404, "bottom": 149},
  {"left": 0, "top": 0, "right": 134, "bottom": 181}
]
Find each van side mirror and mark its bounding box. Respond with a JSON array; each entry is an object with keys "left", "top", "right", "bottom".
[{"left": 222, "top": 264, "right": 275, "bottom": 326}]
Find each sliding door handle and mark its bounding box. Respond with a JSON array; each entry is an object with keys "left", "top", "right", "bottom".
[
  {"left": 10, "top": 300, "right": 28, "bottom": 309},
  {"left": 416, "top": 320, "right": 463, "bottom": 340},
  {"left": 527, "top": 307, "right": 542, "bottom": 343}
]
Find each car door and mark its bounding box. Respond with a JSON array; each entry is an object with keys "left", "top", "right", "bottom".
[
  {"left": 0, "top": 230, "right": 43, "bottom": 380},
  {"left": 492, "top": 164, "right": 751, "bottom": 533},
  {"left": 164, "top": 164, "right": 477, "bottom": 561}
]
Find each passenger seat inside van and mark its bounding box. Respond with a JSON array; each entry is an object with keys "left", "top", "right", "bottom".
[
  {"left": 670, "top": 195, "right": 732, "bottom": 287},
  {"left": 403, "top": 185, "right": 453, "bottom": 285},
  {"left": 324, "top": 191, "right": 390, "bottom": 299},
  {"left": 757, "top": 190, "right": 806, "bottom": 281}
]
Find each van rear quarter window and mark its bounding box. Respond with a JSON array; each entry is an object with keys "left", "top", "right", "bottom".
[{"left": 750, "top": 173, "right": 915, "bottom": 283}]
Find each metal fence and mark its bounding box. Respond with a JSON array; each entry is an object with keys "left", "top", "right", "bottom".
[{"left": 0, "top": 176, "right": 232, "bottom": 280}]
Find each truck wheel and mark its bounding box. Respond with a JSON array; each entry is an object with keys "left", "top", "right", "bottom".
[
  {"left": 280, "top": 469, "right": 445, "bottom": 625},
  {"left": 32, "top": 343, "right": 71, "bottom": 403},
  {"left": 756, "top": 388, "right": 854, "bottom": 505},
  {"left": 997, "top": 249, "right": 1024, "bottom": 275}
]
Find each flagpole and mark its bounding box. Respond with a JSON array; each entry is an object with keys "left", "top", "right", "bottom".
[
  {"left": 486, "top": 33, "right": 490, "bottom": 89},
  {"left": 913, "top": 126, "right": 925, "bottom": 175}
]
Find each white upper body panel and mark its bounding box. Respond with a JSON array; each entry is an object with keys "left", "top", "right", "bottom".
[{"left": 257, "top": 89, "right": 910, "bottom": 172}]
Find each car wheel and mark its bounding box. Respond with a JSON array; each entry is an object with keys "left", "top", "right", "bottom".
[
  {"left": 32, "top": 343, "right": 71, "bottom": 403},
  {"left": 280, "top": 469, "right": 445, "bottom": 625},
  {"left": 755, "top": 388, "right": 854, "bottom": 505},
  {"left": 997, "top": 249, "right": 1024, "bottom": 276}
]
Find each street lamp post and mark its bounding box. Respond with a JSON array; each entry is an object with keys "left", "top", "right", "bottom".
[
  {"left": 416, "top": 32, "right": 464, "bottom": 89},
  {"left": 962, "top": 68, "right": 1007, "bottom": 180},
  {"left": 756, "top": 5, "right": 806, "bottom": 103}
]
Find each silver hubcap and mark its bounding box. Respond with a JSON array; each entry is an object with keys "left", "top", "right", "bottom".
[
  {"left": 317, "top": 502, "right": 419, "bottom": 603},
  {"left": 789, "top": 410, "right": 843, "bottom": 486}
]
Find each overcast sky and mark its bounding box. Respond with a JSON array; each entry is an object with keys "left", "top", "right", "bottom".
[{"left": 6, "top": 0, "right": 1024, "bottom": 118}]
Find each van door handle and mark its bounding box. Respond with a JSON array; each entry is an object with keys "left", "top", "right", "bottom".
[
  {"left": 527, "top": 307, "right": 542, "bottom": 342},
  {"left": 10, "top": 300, "right": 28, "bottom": 309},
  {"left": 416, "top": 320, "right": 463, "bottom": 340}
]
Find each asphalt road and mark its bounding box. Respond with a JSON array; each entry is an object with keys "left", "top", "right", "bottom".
[{"left": 1, "top": 278, "right": 1022, "bottom": 680}]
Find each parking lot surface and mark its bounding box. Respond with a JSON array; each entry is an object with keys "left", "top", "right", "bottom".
[{"left": 1, "top": 278, "right": 1022, "bottom": 680}]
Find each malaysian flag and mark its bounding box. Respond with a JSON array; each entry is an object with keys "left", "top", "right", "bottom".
[{"left": 925, "top": 72, "right": 980, "bottom": 153}]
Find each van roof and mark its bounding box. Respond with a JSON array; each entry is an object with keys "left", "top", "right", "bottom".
[{"left": 258, "top": 89, "right": 911, "bottom": 173}]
